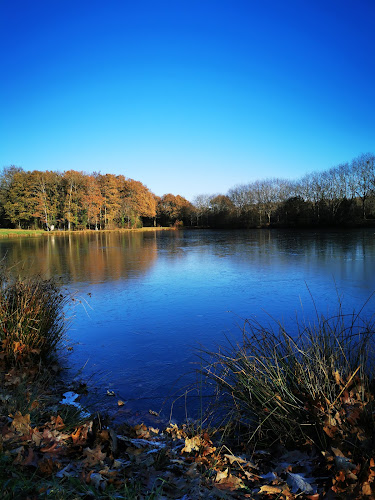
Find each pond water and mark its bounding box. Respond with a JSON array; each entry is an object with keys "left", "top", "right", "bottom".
[{"left": 1, "top": 228, "right": 375, "bottom": 423}]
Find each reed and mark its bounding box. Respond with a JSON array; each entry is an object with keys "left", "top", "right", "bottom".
[
  {"left": 201, "top": 300, "right": 375, "bottom": 452},
  {"left": 0, "top": 272, "right": 70, "bottom": 365}
]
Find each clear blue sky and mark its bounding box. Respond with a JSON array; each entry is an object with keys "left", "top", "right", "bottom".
[{"left": 1, "top": 0, "right": 374, "bottom": 201}]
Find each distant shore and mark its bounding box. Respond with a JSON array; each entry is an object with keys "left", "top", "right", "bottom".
[{"left": 0, "top": 227, "right": 177, "bottom": 238}]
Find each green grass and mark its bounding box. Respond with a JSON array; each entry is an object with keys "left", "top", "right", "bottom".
[
  {"left": 0, "top": 227, "right": 175, "bottom": 238},
  {"left": 0, "top": 229, "right": 46, "bottom": 238}
]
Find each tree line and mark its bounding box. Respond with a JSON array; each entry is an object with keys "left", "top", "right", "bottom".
[
  {"left": 0, "top": 169, "right": 193, "bottom": 230},
  {"left": 193, "top": 152, "right": 375, "bottom": 228},
  {"left": 1, "top": 152, "right": 374, "bottom": 230}
]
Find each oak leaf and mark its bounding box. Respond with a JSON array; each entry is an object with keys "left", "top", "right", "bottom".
[
  {"left": 11, "top": 412, "right": 31, "bottom": 435},
  {"left": 83, "top": 445, "right": 106, "bottom": 466}
]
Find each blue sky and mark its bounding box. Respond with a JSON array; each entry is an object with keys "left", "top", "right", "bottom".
[{"left": 1, "top": 0, "right": 374, "bottom": 201}]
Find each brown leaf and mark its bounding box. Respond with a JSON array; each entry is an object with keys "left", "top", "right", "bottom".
[
  {"left": 323, "top": 425, "right": 337, "bottom": 438},
  {"left": 259, "top": 485, "right": 283, "bottom": 494},
  {"left": 362, "top": 482, "right": 373, "bottom": 496},
  {"left": 22, "top": 448, "right": 37, "bottom": 466},
  {"left": 71, "top": 424, "right": 89, "bottom": 445},
  {"left": 83, "top": 445, "right": 106, "bottom": 466},
  {"left": 331, "top": 447, "right": 345, "bottom": 457},
  {"left": 224, "top": 453, "right": 247, "bottom": 465},
  {"left": 134, "top": 423, "right": 150, "bottom": 439},
  {"left": 40, "top": 442, "right": 61, "bottom": 454},
  {"left": 181, "top": 436, "right": 201, "bottom": 454},
  {"left": 215, "top": 473, "right": 245, "bottom": 491},
  {"left": 165, "top": 423, "right": 186, "bottom": 439},
  {"left": 11, "top": 412, "right": 31, "bottom": 435},
  {"left": 216, "top": 468, "right": 229, "bottom": 482},
  {"left": 38, "top": 457, "right": 55, "bottom": 475},
  {"left": 50, "top": 415, "right": 65, "bottom": 430}
]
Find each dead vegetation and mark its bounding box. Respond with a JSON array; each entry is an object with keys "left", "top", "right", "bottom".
[{"left": 1, "top": 275, "right": 375, "bottom": 498}]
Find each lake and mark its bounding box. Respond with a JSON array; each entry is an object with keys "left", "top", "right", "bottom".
[{"left": 1, "top": 228, "right": 375, "bottom": 423}]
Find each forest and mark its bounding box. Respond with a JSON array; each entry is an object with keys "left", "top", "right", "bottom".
[{"left": 0, "top": 152, "right": 374, "bottom": 230}]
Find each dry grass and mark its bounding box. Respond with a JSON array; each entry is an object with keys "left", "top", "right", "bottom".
[
  {"left": 201, "top": 298, "right": 375, "bottom": 453},
  {"left": 0, "top": 272, "right": 70, "bottom": 365}
]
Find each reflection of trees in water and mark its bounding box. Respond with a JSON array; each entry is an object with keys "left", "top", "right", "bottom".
[
  {"left": 0, "top": 232, "right": 158, "bottom": 283},
  {"left": 163, "top": 229, "right": 375, "bottom": 284},
  {"left": 1, "top": 229, "right": 375, "bottom": 285}
]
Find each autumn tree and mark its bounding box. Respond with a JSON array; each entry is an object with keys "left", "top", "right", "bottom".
[
  {"left": 83, "top": 175, "right": 103, "bottom": 229},
  {"left": 29, "top": 171, "right": 62, "bottom": 230},
  {"left": 157, "top": 194, "right": 193, "bottom": 226},
  {"left": 62, "top": 170, "right": 87, "bottom": 230},
  {"left": 3, "top": 170, "right": 35, "bottom": 228},
  {"left": 117, "top": 176, "right": 156, "bottom": 228},
  {"left": 0, "top": 166, "right": 24, "bottom": 227},
  {"left": 209, "top": 194, "right": 235, "bottom": 227},
  {"left": 97, "top": 174, "right": 121, "bottom": 229}
]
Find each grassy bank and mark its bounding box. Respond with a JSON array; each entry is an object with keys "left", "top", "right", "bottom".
[
  {"left": 0, "top": 227, "right": 176, "bottom": 239},
  {"left": 1, "top": 274, "right": 375, "bottom": 498},
  {"left": 0, "top": 229, "right": 46, "bottom": 238}
]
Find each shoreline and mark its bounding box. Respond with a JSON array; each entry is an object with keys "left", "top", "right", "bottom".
[{"left": 0, "top": 227, "right": 177, "bottom": 239}]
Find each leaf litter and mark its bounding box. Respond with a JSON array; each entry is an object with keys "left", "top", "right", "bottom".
[{"left": 1, "top": 366, "right": 375, "bottom": 497}]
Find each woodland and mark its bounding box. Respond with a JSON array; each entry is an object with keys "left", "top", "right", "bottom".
[{"left": 0, "top": 152, "right": 374, "bottom": 231}]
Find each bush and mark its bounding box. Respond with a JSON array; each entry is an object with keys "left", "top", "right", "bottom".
[
  {"left": 201, "top": 301, "right": 375, "bottom": 454},
  {"left": 0, "top": 273, "right": 70, "bottom": 366}
]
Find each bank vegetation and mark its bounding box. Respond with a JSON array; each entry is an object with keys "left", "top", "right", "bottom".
[{"left": 1, "top": 273, "right": 375, "bottom": 497}]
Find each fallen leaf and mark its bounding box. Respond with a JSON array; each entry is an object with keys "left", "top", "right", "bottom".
[
  {"left": 362, "top": 482, "right": 372, "bottom": 496},
  {"left": 216, "top": 468, "right": 229, "bottom": 482},
  {"left": 90, "top": 472, "right": 106, "bottom": 490},
  {"left": 323, "top": 424, "right": 337, "bottom": 438},
  {"left": 83, "top": 445, "right": 106, "bottom": 466},
  {"left": 38, "top": 458, "right": 55, "bottom": 475},
  {"left": 40, "top": 442, "right": 61, "bottom": 454},
  {"left": 50, "top": 415, "right": 65, "bottom": 430},
  {"left": 259, "top": 485, "right": 283, "bottom": 494},
  {"left": 181, "top": 436, "right": 201, "bottom": 453},
  {"left": 224, "top": 453, "right": 247, "bottom": 465},
  {"left": 31, "top": 428, "right": 43, "bottom": 446},
  {"left": 71, "top": 423, "right": 90, "bottom": 445},
  {"left": 22, "top": 448, "right": 37, "bottom": 466},
  {"left": 331, "top": 447, "right": 345, "bottom": 457},
  {"left": 216, "top": 473, "right": 245, "bottom": 491},
  {"left": 165, "top": 423, "right": 186, "bottom": 439},
  {"left": 11, "top": 412, "right": 31, "bottom": 435},
  {"left": 334, "top": 456, "right": 356, "bottom": 471},
  {"left": 287, "top": 472, "right": 314, "bottom": 494}
]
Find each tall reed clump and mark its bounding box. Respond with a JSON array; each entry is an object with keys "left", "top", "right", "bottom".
[
  {"left": 201, "top": 302, "right": 375, "bottom": 454},
  {"left": 0, "top": 272, "right": 70, "bottom": 366}
]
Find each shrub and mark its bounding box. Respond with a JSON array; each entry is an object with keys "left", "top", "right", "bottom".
[
  {"left": 0, "top": 272, "right": 70, "bottom": 365},
  {"left": 201, "top": 301, "right": 375, "bottom": 454}
]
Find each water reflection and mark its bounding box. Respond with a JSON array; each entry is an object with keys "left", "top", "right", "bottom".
[
  {"left": 0, "top": 231, "right": 158, "bottom": 283},
  {"left": 1, "top": 229, "right": 375, "bottom": 422}
]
